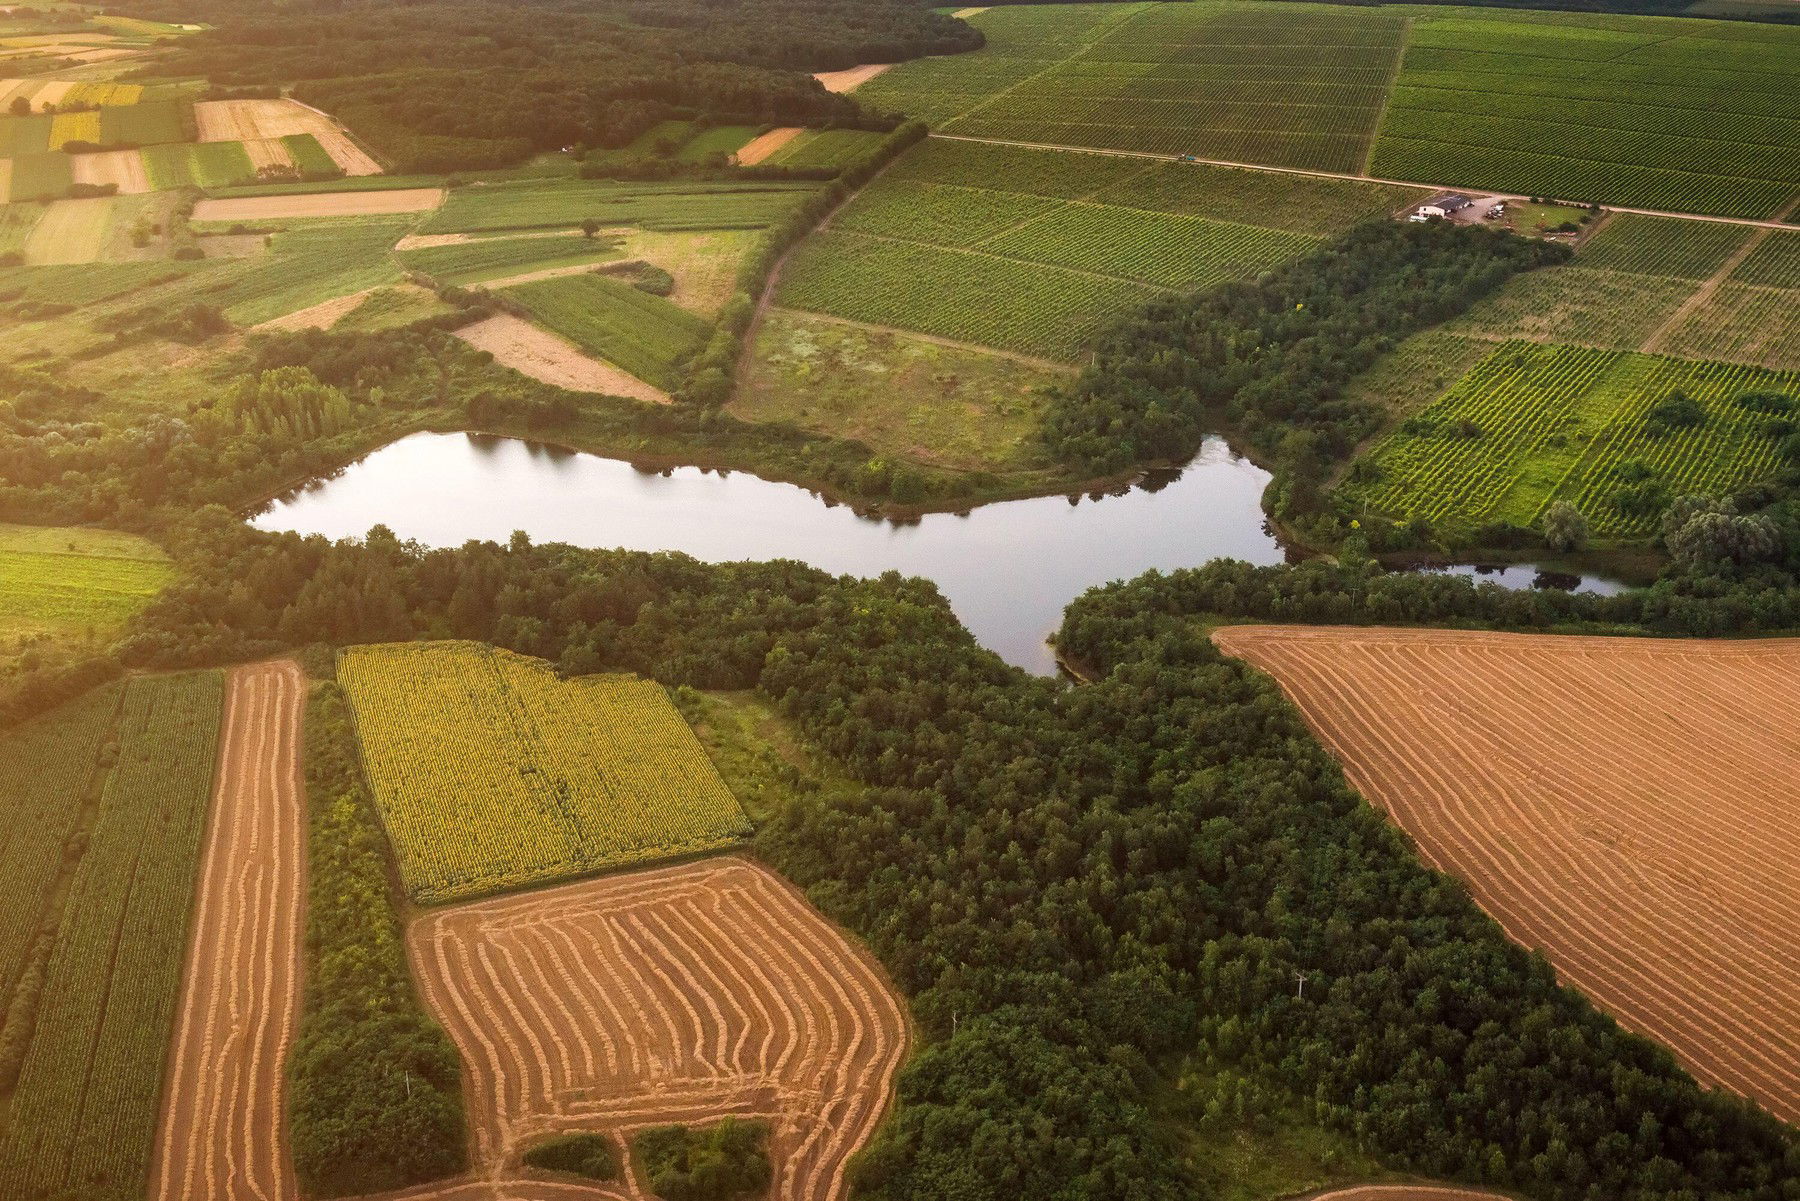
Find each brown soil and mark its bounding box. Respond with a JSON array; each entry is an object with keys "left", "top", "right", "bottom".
[
  {"left": 256, "top": 288, "right": 375, "bottom": 333},
  {"left": 192, "top": 187, "right": 444, "bottom": 223},
  {"left": 402, "top": 856, "right": 909, "bottom": 1200},
  {"left": 1212, "top": 625, "right": 1800, "bottom": 1126},
  {"left": 150, "top": 660, "right": 306, "bottom": 1201},
  {"left": 734, "top": 126, "right": 803, "bottom": 166},
  {"left": 70, "top": 148, "right": 150, "bottom": 194},
  {"left": 812, "top": 63, "right": 893, "bottom": 93},
  {"left": 1308, "top": 1189, "right": 1513, "bottom": 1201},
  {"left": 193, "top": 98, "right": 384, "bottom": 175},
  {"left": 241, "top": 136, "right": 296, "bottom": 174},
  {"left": 454, "top": 313, "right": 671, "bottom": 404}
]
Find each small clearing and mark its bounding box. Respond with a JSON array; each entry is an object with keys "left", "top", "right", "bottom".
[
  {"left": 454, "top": 312, "right": 671, "bottom": 403},
  {"left": 191, "top": 186, "right": 443, "bottom": 222},
  {"left": 951, "top": 6, "right": 989, "bottom": 15},
  {"left": 813, "top": 63, "right": 893, "bottom": 93},
  {"left": 735, "top": 126, "right": 803, "bottom": 165}
]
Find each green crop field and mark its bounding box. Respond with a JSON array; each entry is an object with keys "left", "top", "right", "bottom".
[
  {"left": 864, "top": 2, "right": 1406, "bottom": 172},
  {"left": 9, "top": 151, "right": 71, "bottom": 202},
  {"left": 422, "top": 178, "right": 818, "bottom": 235},
  {"left": 1337, "top": 342, "right": 1800, "bottom": 539},
  {"left": 280, "top": 133, "right": 339, "bottom": 176},
  {"left": 761, "top": 128, "right": 884, "bottom": 169},
  {"left": 0, "top": 201, "right": 39, "bottom": 256},
  {"left": 0, "top": 522, "right": 174, "bottom": 643},
  {"left": 1369, "top": 9, "right": 1800, "bottom": 218},
  {"left": 398, "top": 232, "right": 620, "bottom": 285},
  {"left": 96, "top": 98, "right": 187, "bottom": 148},
  {"left": 0, "top": 671, "right": 222, "bottom": 1201},
  {"left": 142, "top": 140, "right": 258, "bottom": 190},
  {"left": 505, "top": 271, "right": 711, "bottom": 389},
  {"left": 676, "top": 124, "right": 760, "bottom": 163},
  {"left": 1577, "top": 215, "right": 1755, "bottom": 281},
  {"left": 157, "top": 216, "right": 410, "bottom": 325},
  {"left": 778, "top": 139, "right": 1405, "bottom": 361},
  {"left": 1661, "top": 282, "right": 1800, "bottom": 372},
  {"left": 0, "top": 112, "right": 50, "bottom": 156},
  {"left": 1732, "top": 230, "right": 1800, "bottom": 289},
  {"left": 0, "top": 260, "right": 201, "bottom": 309},
  {"left": 339, "top": 641, "right": 751, "bottom": 904}
]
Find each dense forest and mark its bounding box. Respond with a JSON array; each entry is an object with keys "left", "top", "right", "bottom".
[
  {"left": 1040, "top": 221, "right": 1566, "bottom": 507},
  {"left": 122, "top": 0, "right": 978, "bottom": 169},
  {"left": 17, "top": 523, "right": 1781, "bottom": 1199}
]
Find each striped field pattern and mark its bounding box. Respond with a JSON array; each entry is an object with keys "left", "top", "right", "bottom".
[
  {"left": 151, "top": 661, "right": 305, "bottom": 1201},
  {"left": 1214, "top": 625, "right": 1800, "bottom": 1126},
  {"left": 406, "top": 857, "right": 909, "bottom": 1199}
]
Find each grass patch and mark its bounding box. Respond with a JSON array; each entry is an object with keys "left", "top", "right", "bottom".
[
  {"left": 0, "top": 521, "right": 173, "bottom": 645},
  {"left": 676, "top": 685, "right": 865, "bottom": 826},
  {"left": 422, "top": 178, "right": 817, "bottom": 235},
  {"left": 736, "top": 308, "right": 1059, "bottom": 473}
]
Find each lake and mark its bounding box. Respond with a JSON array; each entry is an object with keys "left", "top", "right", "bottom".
[{"left": 251, "top": 431, "right": 1623, "bottom": 673}]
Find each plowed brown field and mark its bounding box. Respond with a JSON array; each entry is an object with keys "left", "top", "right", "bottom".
[
  {"left": 406, "top": 856, "right": 907, "bottom": 1199},
  {"left": 1212, "top": 626, "right": 1800, "bottom": 1125},
  {"left": 193, "top": 99, "right": 383, "bottom": 175},
  {"left": 151, "top": 660, "right": 306, "bottom": 1201}
]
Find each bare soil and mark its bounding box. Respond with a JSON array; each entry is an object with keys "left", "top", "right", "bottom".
[
  {"left": 192, "top": 187, "right": 444, "bottom": 223},
  {"left": 193, "top": 98, "right": 383, "bottom": 175},
  {"left": 454, "top": 313, "right": 671, "bottom": 404},
  {"left": 812, "top": 63, "right": 893, "bottom": 93},
  {"left": 70, "top": 148, "right": 150, "bottom": 195},
  {"left": 255, "top": 288, "right": 375, "bottom": 333},
  {"left": 150, "top": 660, "right": 306, "bottom": 1201},
  {"left": 1213, "top": 625, "right": 1800, "bottom": 1126},
  {"left": 403, "top": 857, "right": 909, "bottom": 1200},
  {"left": 734, "top": 126, "right": 803, "bottom": 166}
]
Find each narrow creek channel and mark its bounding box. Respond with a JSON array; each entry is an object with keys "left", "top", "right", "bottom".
[{"left": 251, "top": 431, "right": 1625, "bottom": 674}]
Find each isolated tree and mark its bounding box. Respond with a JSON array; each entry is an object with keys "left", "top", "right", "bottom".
[
  {"left": 1662, "top": 496, "right": 1780, "bottom": 570},
  {"left": 579, "top": 217, "right": 601, "bottom": 239},
  {"left": 8, "top": 96, "right": 27, "bottom": 116},
  {"left": 1541, "top": 501, "right": 1588, "bottom": 552}
]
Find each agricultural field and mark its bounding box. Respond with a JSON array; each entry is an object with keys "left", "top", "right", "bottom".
[
  {"left": 756, "top": 127, "right": 883, "bottom": 169},
  {"left": 191, "top": 186, "right": 443, "bottom": 222},
  {"left": 0, "top": 670, "right": 224, "bottom": 1201},
  {"left": 737, "top": 308, "right": 1062, "bottom": 472},
  {"left": 152, "top": 662, "right": 304, "bottom": 1201},
  {"left": 1369, "top": 9, "right": 1800, "bottom": 217},
  {"left": 192, "top": 98, "right": 381, "bottom": 176},
  {"left": 141, "top": 139, "right": 255, "bottom": 190},
  {"left": 159, "top": 215, "right": 412, "bottom": 326},
  {"left": 505, "top": 271, "right": 712, "bottom": 391},
  {"left": 409, "top": 857, "right": 908, "bottom": 1198},
  {"left": 454, "top": 311, "right": 671, "bottom": 402},
  {"left": 777, "top": 138, "right": 1414, "bottom": 361},
  {"left": 20, "top": 191, "right": 184, "bottom": 264},
  {"left": 864, "top": 2, "right": 1406, "bottom": 172},
  {"left": 1213, "top": 625, "right": 1800, "bottom": 1127},
  {"left": 0, "top": 521, "right": 174, "bottom": 646},
  {"left": 1335, "top": 342, "right": 1800, "bottom": 539},
  {"left": 339, "top": 642, "right": 751, "bottom": 903},
  {"left": 397, "top": 231, "right": 620, "bottom": 286},
  {"left": 422, "top": 177, "right": 818, "bottom": 236}
]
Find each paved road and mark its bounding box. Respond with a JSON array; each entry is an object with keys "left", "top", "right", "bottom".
[{"left": 930, "top": 133, "right": 1800, "bottom": 232}]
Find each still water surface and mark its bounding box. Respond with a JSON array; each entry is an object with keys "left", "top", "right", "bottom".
[{"left": 251, "top": 431, "right": 1622, "bottom": 673}]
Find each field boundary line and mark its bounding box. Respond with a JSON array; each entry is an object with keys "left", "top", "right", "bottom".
[
  {"left": 964, "top": 159, "right": 1162, "bottom": 250},
  {"left": 766, "top": 305, "right": 1075, "bottom": 374},
  {"left": 1641, "top": 226, "right": 1773, "bottom": 354},
  {"left": 939, "top": 0, "right": 1152, "bottom": 129},
  {"left": 1361, "top": 14, "right": 1411, "bottom": 177},
  {"left": 928, "top": 133, "right": 1800, "bottom": 231},
  {"left": 821, "top": 226, "right": 1173, "bottom": 292}
]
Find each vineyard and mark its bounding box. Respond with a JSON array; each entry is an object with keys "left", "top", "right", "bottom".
[
  {"left": 0, "top": 671, "right": 223, "bottom": 1201},
  {"left": 339, "top": 642, "right": 751, "bottom": 904},
  {"left": 1576, "top": 215, "right": 1754, "bottom": 281},
  {"left": 422, "top": 178, "right": 819, "bottom": 236},
  {"left": 1337, "top": 342, "right": 1800, "bottom": 538},
  {"left": 1213, "top": 626, "right": 1800, "bottom": 1126},
  {"left": 872, "top": 2, "right": 1407, "bottom": 172},
  {"left": 1369, "top": 10, "right": 1800, "bottom": 217},
  {"left": 0, "top": 521, "right": 173, "bottom": 644},
  {"left": 778, "top": 138, "right": 1396, "bottom": 362},
  {"left": 505, "top": 272, "right": 711, "bottom": 391},
  {"left": 759, "top": 128, "right": 883, "bottom": 169}
]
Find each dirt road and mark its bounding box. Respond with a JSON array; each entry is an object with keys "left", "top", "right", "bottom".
[{"left": 151, "top": 659, "right": 307, "bottom": 1201}]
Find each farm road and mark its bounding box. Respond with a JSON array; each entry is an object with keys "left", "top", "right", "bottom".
[
  {"left": 151, "top": 659, "right": 306, "bottom": 1201},
  {"left": 930, "top": 133, "right": 1800, "bottom": 232}
]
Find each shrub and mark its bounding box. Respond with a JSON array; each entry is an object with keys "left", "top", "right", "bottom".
[
  {"left": 634, "top": 1119, "right": 770, "bottom": 1201},
  {"left": 522, "top": 1132, "right": 619, "bottom": 1180}
]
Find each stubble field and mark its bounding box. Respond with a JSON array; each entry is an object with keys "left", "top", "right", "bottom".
[
  {"left": 1213, "top": 625, "right": 1800, "bottom": 1127},
  {"left": 407, "top": 856, "right": 908, "bottom": 1199}
]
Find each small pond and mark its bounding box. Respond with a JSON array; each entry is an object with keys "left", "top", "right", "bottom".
[{"left": 251, "top": 432, "right": 1626, "bottom": 674}]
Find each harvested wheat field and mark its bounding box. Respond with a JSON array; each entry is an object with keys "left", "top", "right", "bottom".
[
  {"left": 734, "top": 126, "right": 802, "bottom": 166},
  {"left": 1212, "top": 626, "right": 1800, "bottom": 1125},
  {"left": 192, "top": 186, "right": 443, "bottom": 223},
  {"left": 812, "top": 63, "right": 892, "bottom": 93},
  {"left": 241, "top": 136, "right": 295, "bottom": 173},
  {"left": 22, "top": 196, "right": 107, "bottom": 264},
  {"left": 71, "top": 147, "right": 150, "bottom": 194},
  {"left": 193, "top": 99, "right": 383, "bottom": 175},
  {"left": 151, "top": 660, "right": 306, "bottom": 1201},
  {"left": 408, "top": 856, "right": 907, "bottom": 1199},
  {"left": 455, "top": 313, "right": 670, "bottom": 404}
]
